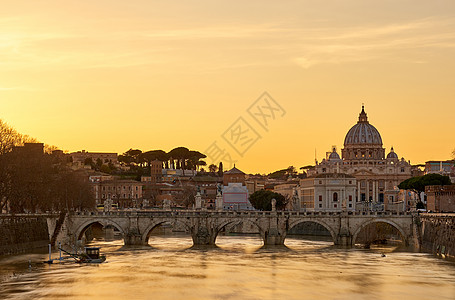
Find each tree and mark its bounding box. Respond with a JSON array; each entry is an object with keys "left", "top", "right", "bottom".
[
  {"left": 187, "top": 150, "right": 206, "bottom": 171},
  {"left": 398, "top": 174, "right": 452, "bottom": 209},
  {"left": 218, "top": 162, "right": 223, "bottom": 176},
  {"left": 84, "top": 157, "right": 94, "bottom": 166},
  {"left": 398, "top": 174, "right": 452, "bottom": 194},
  {"left": 0, "top": 119, "right": 21, "bottom": 155},
  {"left": 0, "top": 120, "right": 95, "bottom": 213},
  {"left": 267, "top": 166, "right": 298, "bottom": 180},
  {"left": 248, "top": 190, "right": 287, "bottom": 211},
  {"left": 119, "top": 149, "right": 143, "bottom": 165},
  {"left": 138, "top": 150, "right": 168, "bottom": 167},
  {"left": 208, "top": 164, "right": 218, "bottom": 173},
  {"left": 168, "top": 147, "right": 190, "bottom": 170}
]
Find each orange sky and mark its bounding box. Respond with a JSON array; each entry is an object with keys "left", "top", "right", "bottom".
[{"left": 1, "top": 1, "right": 454, "bottom": 173}]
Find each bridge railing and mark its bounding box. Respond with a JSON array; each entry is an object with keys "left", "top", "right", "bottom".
[{"left": 69, "top": 209, "right": 416, "bottom": 218}]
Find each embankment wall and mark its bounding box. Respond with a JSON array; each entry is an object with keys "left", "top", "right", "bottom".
[
  {"left": 0, "top": 215, "right": 50, "bottom": 255},
  {"left": 420, "top": 214, "right": 455, "bottom": 260}
]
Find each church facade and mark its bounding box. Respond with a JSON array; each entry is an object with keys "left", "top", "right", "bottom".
[{"left": 306, "top": 106, "right": 415, "bottom": 211}]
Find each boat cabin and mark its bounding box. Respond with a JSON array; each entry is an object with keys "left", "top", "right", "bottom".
[{"left": 84, "top": 247, "right": 101, "bottom": 259}]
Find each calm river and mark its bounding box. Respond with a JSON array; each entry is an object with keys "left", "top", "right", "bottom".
[{"left": 1, "top": 235, "right": 454, "bottom": 300}]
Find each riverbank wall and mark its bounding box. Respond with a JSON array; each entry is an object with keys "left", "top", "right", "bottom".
[
  {"left": 420, "top": 213, "right": 455, "bottom": 260},
  {"left": 0, "top": 215, "right": 50, "bottom": 255}
]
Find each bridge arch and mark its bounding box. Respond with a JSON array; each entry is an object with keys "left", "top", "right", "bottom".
[
  {"left": 75, "top": 218, "right": 125, "bottom": 241},
  {"left": 287, "top": 219, "right": 337, "bottom": 244},
  {"left": 352, "top": 218, "right": 407, "bottom": 246},
  {"left": 142, "top": 219, "right": 192, "bottom": 244},
  {"left": 214, "top": 219, "right": 266, "bottom": 245}
]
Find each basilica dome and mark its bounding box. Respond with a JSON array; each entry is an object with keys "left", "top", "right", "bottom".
[
  {"left": 344, "top": 106, "right": 382, "bottom": 146},
  {"left": 386, "top": 147, "right": 398, "bottom": 159},
  {"left": 328, "top": 151, "right": 341, "bottom": 160}
]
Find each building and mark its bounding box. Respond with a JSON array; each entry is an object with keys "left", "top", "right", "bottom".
[
  {"left": 246, "top": 179, "right": 265, "bottom": 195},
  {"left": 90, "top": 175, "right": 143, "bottom": 208},
  {"left": 425, "top": 161, "right": 455, "bottom": 183},
  {"left": 190, "top": 176, "right": 223, "bottom": 209},
  {"left": 300, "top": 173, "right": 357, "bottom": 212},
  {"left": 273, "top": 182, "right": 299, "bottom": 210},
  {"left": 425, "top": 185, "right": 455, "bottom": 212},
  {"left": 223, "top": 165, "right": 246, "bottom": 186},
  {"left": 307, "top": 106, "right": 416, "bottom": 211},
  {"left": 70, "top": 150, "right": 118, "bottom": 168},
  {"left": 222, "top": 166, "right": 252, "bottom": 210},
  {"left": 425, "top": 160, "right": 454, "bottom": 175},
  {"left": 12, "top": 142, "right": 44, "bottom": 156},
  {"left": 150, "top": 159, "right": 163, "bottom": 182}
]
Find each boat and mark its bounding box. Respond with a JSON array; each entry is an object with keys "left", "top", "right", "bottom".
[
  {"left": 43, "top": 245, "right": 106, "bottom": 264},
  {"left": 76, "top": 247, "right": 106, "bottom": 263}
]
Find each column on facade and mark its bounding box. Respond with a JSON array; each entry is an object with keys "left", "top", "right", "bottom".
[
  {"left": 373, "top": 180, "right": 376, "bottom": 202},
  {"left": 375, "top": 181, "right": 379, "bottom": 203},
  {"left": 326, "top": 188, "right": 329, "bottom": 210},
  {"left": 342, "top": 187, "right": 345, "bottom": 209},
  {"left": 366, "top": 181, "right": 370, "bottom": 202},
  {"left": 357, "top": 181, "right": 361, "bottom": 202}
]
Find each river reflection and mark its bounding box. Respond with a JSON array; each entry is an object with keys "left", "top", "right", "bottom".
[{"left": 1, "top": 234, "right": 455, "bottom": 300}]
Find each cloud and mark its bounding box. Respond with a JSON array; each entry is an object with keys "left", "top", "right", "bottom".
[
  {"left": 0, "top": 14, "right": 454, "bottom": 72},
  {"left": 293, "top": 17, "right": 455, "bottom": 68}
]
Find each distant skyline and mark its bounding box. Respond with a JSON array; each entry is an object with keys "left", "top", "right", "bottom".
[{"left": 1, "top": 1, "right": 455, "bottom": 173}]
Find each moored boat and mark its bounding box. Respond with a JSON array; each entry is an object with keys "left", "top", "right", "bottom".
[{"left": 77, "top": 247, "right": 106, "bottom": 263}]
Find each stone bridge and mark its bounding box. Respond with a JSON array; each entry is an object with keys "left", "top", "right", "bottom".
[{"left": 62, "top": 210, "right": 419, "bottom": 247}]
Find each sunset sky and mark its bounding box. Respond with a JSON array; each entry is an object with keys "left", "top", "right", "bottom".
[{"left": 1, "top": 1, "right": 454, "bottom": 173}]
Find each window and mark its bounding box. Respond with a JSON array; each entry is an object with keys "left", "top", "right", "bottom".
[
  {"left": 319, "top": 204, "right": 322, "bottom": 208},
  {"left": 322, "top": 168, "right": 326, "bottom": 173},
  {"left": 319, "top": 195, "right": 322, "bottom": 201},
  {"left": 349, "top": 204, "right": 352, "bottom": 208},
  {"left": 349, "top": 181, "right": 352, "bottom": 184},
  {"left": 349, "top": 195, "right": 352, "bottom": 201},
  {"left": 401, "top": 167, "right": 405, "bottom": 173},
  {"left": 333, "top": 192, "right": 338, "bottom": 202},
  {"left": 334, "top": 204, "right": 337, "bottom": 208},
  {"left": 319, "top": 180, "right": 322, "bottom": 184}
]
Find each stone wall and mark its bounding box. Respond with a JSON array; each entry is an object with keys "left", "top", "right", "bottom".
[
  {"left": 420, "top": 214, "right": 455, "bottom": 260},
  {"left": 0, "top": 215, "right": 50, "bottom": 255}
]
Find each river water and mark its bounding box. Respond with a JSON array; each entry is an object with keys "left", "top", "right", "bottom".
[{"left": 1, "top": 235, "right": 454, "bottom": 300}]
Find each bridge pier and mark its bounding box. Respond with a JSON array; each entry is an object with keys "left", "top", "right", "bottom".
[
  {"left": 191, "top": 216, "right": 218, "bottom": 245},
  {"left": 335, "top": 233, "right": 352, "bottom": 246},
  {"left": 262, "top": 213, "right": 287, "bottom": 245},
  {"left": 263, "top": 228, "right": 285, "bottom": 245},
  {"left": 333, "top": 213, "right": 353, "bottom": 246},
  {"left": 124, "top": 231, "right": 144, "bottom": 245},
  {"left": 192, "top": 227, "right": 216, "bottom": 245}
]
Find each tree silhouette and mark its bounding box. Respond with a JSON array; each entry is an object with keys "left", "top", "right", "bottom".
[
  {"left": 398, "top": 173, "right": 452, "bottom": 194},
  {"left": 249, "top": 190, "right": 287, "bottom": 211},
  {"left": 208, "top": 164, "right": 218, "bottom": 173},
  {"left": 218, "top": 162, "right": 223, "bottom": 176}
]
